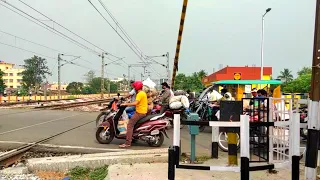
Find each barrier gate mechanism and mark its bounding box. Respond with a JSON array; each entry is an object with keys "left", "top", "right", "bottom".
[{"left": 168, "top": 97, "right": 301, "bottom": 180}]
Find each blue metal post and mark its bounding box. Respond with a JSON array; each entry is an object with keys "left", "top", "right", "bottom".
[{"left": 190, "top": 134, "right": 196, "bottom": 163}]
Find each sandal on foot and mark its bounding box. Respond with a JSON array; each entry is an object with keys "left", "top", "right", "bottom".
[{"left": 119, "top": 144, "right": 131, "bottom": 148}]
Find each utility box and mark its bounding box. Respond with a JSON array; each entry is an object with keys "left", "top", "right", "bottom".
[{"left": 188, "top": 113, "right": 199, "bottom": 135}]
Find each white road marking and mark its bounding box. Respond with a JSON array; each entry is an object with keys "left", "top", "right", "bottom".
[
  {"left": 0, "top": 140, "right": 126, "bottom": 152},
  {"left": 0, "top": 113, "right": 86, "bottom": 135}
]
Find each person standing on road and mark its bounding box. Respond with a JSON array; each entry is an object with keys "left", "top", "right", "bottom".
[
  {"left": 159, "top": 82, "right": 171, "bottom": 114},
  {"left": 125, "top": 81, "right": 136, "bottom": 113},
  {"left": 119, "top": 81, "right": 148, "bottom": 148}
]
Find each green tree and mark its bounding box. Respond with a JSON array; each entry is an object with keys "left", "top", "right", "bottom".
[
  {"left": 277, "top": 68, "right": 293, "bottom": 84},
  {"left": 22, "top": 56, "right": 51, "bottom": 92},
  {"left": 0, "top": 69, "right": 6, "bottom": 93},
  {"left": 282, "top": 66, "right": 312, "bottom": 93},
  {"left": 283, "top": 73, "right": 311, "bottom": 93},
  {"left": 82, "top": 86, "right": 97, "bottom": 94},
  {"left": 173, "top": 70, "right": 207, "bottom": 92},
  {"left": 297, "top": 67, "right": 312, "bottom": 76},
  {"left": 84, "top": 70, "right": 95, "bottom": 83},
  {"left": 66, "top": 82, "right": 84, "bottom": 94}
]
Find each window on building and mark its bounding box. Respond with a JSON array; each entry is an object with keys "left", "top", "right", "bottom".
[
  {"left": 4, "top": 73, "right": 8, "bottom": 76},
  {"left": 9, "top": 79, "right": 13, "bottom": 83},
  {"left": 9, "top": 73, "right": 13, "bottom": 76},
  {"left": 6, "top": 67, "right": 8, "bottom": 70},
  {"left": 17, "top": 86, "right": 21, "bottom": 89},
  {"left": 10, "top": 86, "right": 13, "bottom": 88},
  {"left": 4, "top": 79, "right": 8, "bottom": 83},
  {"left": 17, "top": 73, "right": 22, "bottom": 76},
  {"left": 17, "top": 79, "right": 22, "bottom": 83}
]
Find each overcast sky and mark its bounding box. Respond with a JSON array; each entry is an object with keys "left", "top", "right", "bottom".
[{"left": 0, "top": 0, "right": 316, "bottom": 83}]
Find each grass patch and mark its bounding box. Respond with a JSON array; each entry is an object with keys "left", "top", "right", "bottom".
[
  {"left": 67, "top": 165, "right": 108, "bottom": 180},
  {"left": 180, "top": 152, "right": 211, "bottom": 164},
  {"left": 67, "top": 96, "right": 76, "bottom": 99}
]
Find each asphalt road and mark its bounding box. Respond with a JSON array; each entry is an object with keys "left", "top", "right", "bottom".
[{"left": 0, "top": 109, "right": 214, "bottom": 156}]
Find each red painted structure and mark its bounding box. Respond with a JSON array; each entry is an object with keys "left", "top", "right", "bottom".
[{"left": 202, "top": 66, "right": 272, "bottom": 86}]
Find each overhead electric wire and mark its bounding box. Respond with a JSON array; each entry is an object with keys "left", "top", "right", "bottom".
[
  {"left": 87, "top": 0, "right": 162, "bottom": 77},
  {"left": 96, "top": 0, "right": 165, "bottom": 77},
  {"left": 0, "top": 28, "right": 103, "bottom": 72},
  {"left": 0, "top": 29, "right": 61, "bottom": 52},
  {"left": 17, "top": 0, "right": 120, "bottom": 59},
  {"left": 0, "top": 41, "right": 56, "bottom": 60},
  {"left": 7, "top": 0, "right": 141, "bottom": 76},
  {"left": 0, "top": 0, "right": 100, "bottom": 56},
  {"left": 0, "top": 3, "right": 80, "bottom": 51},
  {"left": 97, "top": 0, "right": 143, "bottom": 56}
]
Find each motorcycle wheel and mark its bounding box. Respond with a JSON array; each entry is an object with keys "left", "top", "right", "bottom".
[
  {"left": 148, "top": 132, "right": 164, "bottom": 147},
  {"left": 300, "top": 128, "right": 308, "bottom": 140},
  {"left": 168, "top": 119, "right": 184, "bottom": 129},
  {"left": 95, "top": 127, "right": 115, "bottom": 144},
  {"left": 199, "top": 126, "right": 206, "bottom": 132},
  {"left": 96, "top": 112, "right": 107, "bottom": 127},
  {"left": 218, "top": 132, "right": 240, "bottom": 152}
]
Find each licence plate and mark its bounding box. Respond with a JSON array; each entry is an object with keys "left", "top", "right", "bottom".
[{"left": 151, "top": 130, "right": 159, "bottom": 135}]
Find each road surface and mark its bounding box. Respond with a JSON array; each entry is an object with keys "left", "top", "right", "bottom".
[{"left": 0, "top": 109, "right": 215, "bottom": 156}]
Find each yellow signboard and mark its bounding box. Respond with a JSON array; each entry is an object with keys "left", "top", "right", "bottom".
[{"left": 233, "top": 73, "right": 241, "bottom": 80}]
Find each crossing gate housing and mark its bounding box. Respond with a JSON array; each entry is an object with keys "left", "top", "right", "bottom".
[{"left": 168, "top": 97, "right": 301, "bottom": 180}]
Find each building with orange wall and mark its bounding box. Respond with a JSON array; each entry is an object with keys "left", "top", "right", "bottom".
[{"left": 202, "top": 66, "right": 273, "bottom": 87}]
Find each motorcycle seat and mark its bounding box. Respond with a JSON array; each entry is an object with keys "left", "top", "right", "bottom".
[
  {"left": 170, "top": 108, "right": 185, "bottom": 114},
  {"left": 136, "top": 114, "right": 159, "bottom": 126}
]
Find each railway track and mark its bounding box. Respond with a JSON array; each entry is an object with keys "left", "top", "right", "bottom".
[
  {"left": 34, "top": 99, "right": 110, "bottom": 110},
  {"left": 0, "top": 98, "right": 82, "bottom": 107},
  {"left": 0, "top": 119, "right": 95, "bottom": 168}
]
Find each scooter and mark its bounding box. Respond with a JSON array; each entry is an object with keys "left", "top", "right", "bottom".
[
  {"left": 96, "top": 99, "right": 170, "bottom": 147},
  {"left": 95, "top": 97, "right": 119, "bottom": 127}
]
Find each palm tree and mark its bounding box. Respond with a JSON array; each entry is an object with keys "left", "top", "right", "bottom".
[{"left": 277, "top": 68, "right": 293, "bottom": 84}]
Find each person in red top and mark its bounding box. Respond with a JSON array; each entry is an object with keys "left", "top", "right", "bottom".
[{"left": 119, "top": 81, "right": 148, "bottom": 148}]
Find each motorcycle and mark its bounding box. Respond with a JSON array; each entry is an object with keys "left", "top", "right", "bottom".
[
  {"left": 95, "top": 98, "right": 119, "bottom": 127},
  {"left": 150, "top": 101, "right": 187, "bottom": 129},
  {"left": 298, "top": 107, "right": 308, "bottom": 140},
  {"left": 96, "top": 98, "right": 170, "bottom": 147}
]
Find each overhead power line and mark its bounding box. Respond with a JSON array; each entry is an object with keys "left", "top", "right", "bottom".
[
  {"left": 0, "top": 1, "right": 99, "bottom": 56},
  {"left": 87, "top": 0, "right": 162, "bottom": 77},
  {"left": 17, "top": 0, "right": 120, "bottom": 59},
  {"left": 0, "top": 29, "right": 61, "bottom": 52},
  {"left": 1, "top": 0, "right": 122, "bottom": 59},
  {"left": 0, "top": 41, "right": 56, "bottom": 60}
]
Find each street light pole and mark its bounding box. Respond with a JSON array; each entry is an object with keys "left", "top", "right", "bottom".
[{"left": 260, "top": 8, "right": 272, "bottom": 84}]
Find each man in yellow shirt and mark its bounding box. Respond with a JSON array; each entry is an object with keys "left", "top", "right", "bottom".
[{"left": 119, "top": 81, "right": 148, "bottom": 148}]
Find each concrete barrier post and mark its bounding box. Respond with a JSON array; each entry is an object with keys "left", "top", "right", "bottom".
[
  {"left": 173, "top": 113, "right": 181, "bottom": 165},
  {"left": 168, "top": 146, "right": 175, "bottom": 180},
  {"left": 240, "top": 115, "right": 250, "bottom": 180},
  {"left": 211, "top": 126, "right": 219, "bottom": 158}
]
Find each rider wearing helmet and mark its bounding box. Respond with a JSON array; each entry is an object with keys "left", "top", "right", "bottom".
[{"left": 119, "top": 81, "right": 148, "bottom": 148}]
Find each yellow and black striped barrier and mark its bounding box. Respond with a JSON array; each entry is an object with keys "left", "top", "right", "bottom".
[
  {"left": 227, "top": 131, "right": 238, "bottom": 165},
  {"left": 171, "top": 0, "right": 188, "bottom": 87}
]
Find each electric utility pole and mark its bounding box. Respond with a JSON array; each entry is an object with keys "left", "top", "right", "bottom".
[
  {"left": 100, "top": 53, "right": 105, "bottom": 99},
  {"left": 128, "top": 64, "right": 147, "bottom": 85},
  {"left": 58, "top": 53, "right": 61, "bottom": 99},
  {"left": 305, "top": 1, "right": 320, "bottom": 179}
]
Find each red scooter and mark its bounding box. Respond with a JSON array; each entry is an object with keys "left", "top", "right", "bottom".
[
  {"left": 151, "top": 101, "right": 186, "bottom": 129},
  {"left": 96, "top": 99, "right": 170, "bottom": 147}
]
